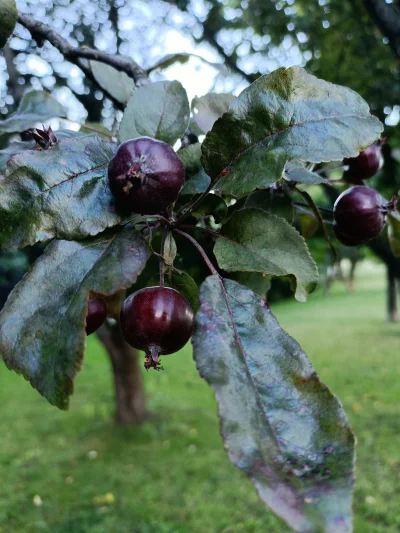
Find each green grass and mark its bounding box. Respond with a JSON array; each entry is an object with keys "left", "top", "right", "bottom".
[{"left": 1, "top": 261, "right": 400, "bottom": 533}]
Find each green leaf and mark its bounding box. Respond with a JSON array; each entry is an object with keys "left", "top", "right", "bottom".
[
  {"left": 285, "top": 161, "right": 329, "bottom": 185},
  {"left": 0, "top": 129, "right": 85, "bottom": 170},
  {"left": 79, "top": 122, "right": 113, "bottom": 139},
  {"left": 147, "top": 270, "right": 200, "bottom": 313},
  {"left": 119, "top": 80, "right": 190, "bottom": 145},
  {"left": 214, "top": 208, "right": 318, "bottom": 301},
  {"left": 163, "top": 231, "right": 177, "bottom": 266},
  {"left": 0, "top": 134, "right": 120, "bottom": 251},
  {"left": 192, "top": 93, "right": 235, "bottom": 134},
  {"left": 245, "top": 188, "right": 294, "bottom": 223},
  {"left": 202, "top": 67, "right": 383, "bottom": 197},
  {"left": 0, "top": 0, "right": 17, "bottom": 49},
  {"left": 192, "top": 276, "right": 355, "bottom": 533},
  {"left": 178, "top": 143, "right": 202, "bottom": 175},
  {"left": 0, "top": 91, "right": 66, "bottom": 133},
  {"left": 192, "top": 194, "right": 227, "bottom": 223},
  {"left": 229, "top": 271, "right": 271, "bottom": 298},
  {"left": 181, "top": 169, "right": 211, "bottom": 196},
  {"left": 0, "top": 228, "right": 149, "bottom": 409},
  {"left": 90, "top": 60, "right": 134, "bottom": 105},
  {"left": 387, "top": 212, "right": 400, "bottom": 258}
]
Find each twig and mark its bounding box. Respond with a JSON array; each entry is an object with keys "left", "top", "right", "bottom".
[
  {"left": 69, "top": 47, "right": 147, "bottom": 86},
  {"left": 17, "top": 13, "right": 147, "bottom": 110},
  {"left": 315, "top": 162, "right": 345, "bottom": 175},
  {"left": 296, "top": 188, "right": 337, "bottom": 262},
  {"left": 200, "top": 21, "right": 256, "bottom": 83},
  {"left": 174, "top": 181, "right": 214, "bottom": 226},
  {"left": 159, "top": 228, "right": 167, "bottom": 288},
  {"left": 174, "top": 229, "right": 218, "bottom": 275},
  {"left": 292, "top": 201, "right": 333, "bottom": 215}
]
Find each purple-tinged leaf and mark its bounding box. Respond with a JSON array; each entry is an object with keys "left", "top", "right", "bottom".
[
  {"left": 193, "top": 276, "right": 355, "bottom": 533},
  {"left": 0, "top": 134, "right": 119, "bottom": 251},
  {"left": 0, "top": 228, "right": 149, "bottom": 409}
]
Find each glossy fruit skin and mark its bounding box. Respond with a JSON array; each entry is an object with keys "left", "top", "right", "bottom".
[
  {"left": 333, "top": 186, "right": 386, "bottom": 246},
  {"left": 343, "top": 140, "right": 384, "bottom": 183},
  {"left": 108, "top": 137, "right": 185, "bottom": 215},
  {"left": 86, "top": 298, "right": 107, "bottom": 335},
  {"left": 120, "top": 287, "right": 194, "bottom": 369}
]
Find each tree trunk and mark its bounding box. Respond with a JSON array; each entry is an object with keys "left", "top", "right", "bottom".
[
  {"left": 387, "top": 268, "right": 398, "bottom": 322},
  {"left": 97, "top": 321, "right": 148, "bottom": 424}
]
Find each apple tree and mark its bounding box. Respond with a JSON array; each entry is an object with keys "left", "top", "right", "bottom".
[{"left": 1, "top": 5, "right": 399, "bottom": 533}]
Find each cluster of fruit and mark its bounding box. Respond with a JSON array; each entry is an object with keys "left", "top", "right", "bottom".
[
  {"left": 334, "top": 139, "right": 396, "bottom": 246},
  {"left": 86, "top": 137, "right": 194, "bottom": 370},
  {"left": 85, "top": 136, "right": 396, "bottom": 369}
]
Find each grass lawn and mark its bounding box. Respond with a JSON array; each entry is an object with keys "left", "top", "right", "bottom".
[{"left": 1, "top": 261, "right": 400, "bottom": 533}]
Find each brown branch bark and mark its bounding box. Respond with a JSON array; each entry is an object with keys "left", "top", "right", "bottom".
[
  {"left": 364, "top": 0, "right": 400, "bottom": 58},
  {"left": 17, "top": 13, "right": 148, "bottom": 110},
  {"left": 97, "top": 321, "right": 148, "bottom": 424}
]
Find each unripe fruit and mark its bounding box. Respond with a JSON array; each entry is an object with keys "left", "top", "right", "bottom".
[
  {"left": 86, "top": 298, "right": 107, "bottom": 335},
  {"left": 120, "top": 287, "right": 194, "bottom": 370},
  {"left": 343, "top": 139, "right": 384, "bottom": 183},
  {"left": 333, "top": 186, "right": 392, "bottom": 246},
  {"left": 108, "top": 137, "right": 185, "bottom": 215}
]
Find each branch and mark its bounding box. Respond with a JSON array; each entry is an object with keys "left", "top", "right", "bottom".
[
  {"left": 200, "top": 22, "right": 256, "bottom": 84},
  {"left": 69, "top": 48, "right": 147, "bottom": 86},
  {"left": 17, "top": 13, "right": 147, "bottom": 110},
  {"left": 364, "top": 0, "right": 400, "bottom": 58}
]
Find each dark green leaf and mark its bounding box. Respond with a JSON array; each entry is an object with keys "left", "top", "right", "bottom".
[
  {"left": 285, "top": 161, "right": 329, "bottom": 185},
  {"left": 119, "top": 81, "right": 190, "bottom": 145},
  {"left": 202, "top": 67, "right": 383, "bottom": 197},
  {"left": 192, "top": 93, "right": 235, "bottom": 134},
  {"left": 245, "top": 188, "right": 294, "bottom": 223},
  {"left": 192, "top": 194, "right": 227, "bottom": 223},
  {"left": 214, "top": 208, "right": 318, "bottom": 301},
  {"left": 163, "top": 232, "right": 177, "bottom": 266},
  {"left": 181, "top": 169, "right": 211, "bottom": 196},
  {"left": 90, "top": 60, "right": 134, "bottom": 105},
  {"left": 229, "top": 271, "right": 271, "bottom": 298},
  {"left": 178, "top": 143, "right": 202, "bottom": 175},
  {"left": 0, "top": 0, "right": 17, "bottom": 49},
  {"left": 0, "top": 134, "right": 119, "bottom": 251},
  {"left": 0, "top": 91, "right": 66, "bottom": 133},
  {"left": 192, "top": 276, "right": 354, "bottom": 533},
  {"left": 147, "top": 270, "right": 199, "bottom": 313},
  {"left": 0, "top": 228, "right": 149, "bottom": 409},
  {"left": 0, "top": 129, "right": 85, "bottom": 171},
  {"left": 387, "top": 212, "right": 400, "bottom": 258}
]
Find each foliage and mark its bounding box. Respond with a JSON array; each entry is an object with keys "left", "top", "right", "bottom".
[
  {"left": 0, "top": 9, "right": 389, "bottom": 529},
  {"left": 1, "top": 274, "right": 400, "bottom": 533}
]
